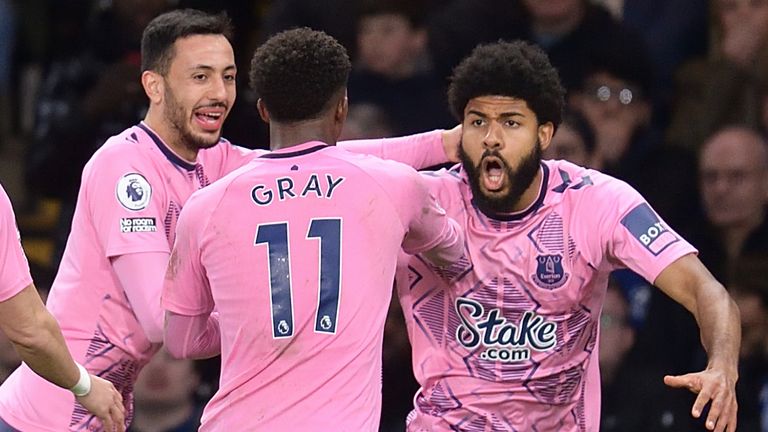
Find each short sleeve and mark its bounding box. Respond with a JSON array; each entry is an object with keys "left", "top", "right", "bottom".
[
  {"left": 587, "top": 178, "right": 697, "bottom": 282},
  {"left": 85, "top": 150, "right": 171, "bottom": 258}
]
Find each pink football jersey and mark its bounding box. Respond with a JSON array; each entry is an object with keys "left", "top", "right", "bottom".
[
  {"left": 162, "top": 141, "right": 462, "bottom": 431},
  {"left": 398, "top": 159, "right": 697, "bottom": 432},
  {"left": 0, "top": 184, "right": 32, "bottom": 302},
  {"left": 0, "top": 123, "right": 253, "bottom": 431}
]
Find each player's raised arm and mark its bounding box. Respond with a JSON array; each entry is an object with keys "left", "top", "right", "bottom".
[
  {"left": 399, "top": 172, "right": 464, "bottom": 267},
  {"left": 339, "top": 125, "right": 461, "bottom": 169},
  {"left": 654, "top": 254, "right": 740, "bottom": 432}
]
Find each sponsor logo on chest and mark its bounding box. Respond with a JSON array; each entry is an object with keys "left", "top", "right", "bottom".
[{"left": 455, "top": 298, "right": 558, "bottom": 362}]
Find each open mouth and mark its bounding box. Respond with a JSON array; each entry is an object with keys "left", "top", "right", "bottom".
[
  {"left": 193, "top": 108, "right": 226, "bottom": 132},
  {"left": 481, "top": 156, "right": 506, "bottom": 191}
]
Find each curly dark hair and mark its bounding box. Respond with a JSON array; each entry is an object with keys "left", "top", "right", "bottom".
[
  {"left": 249, "top": 28, "right": 351, "bottom": 123},
  {"left": 448, "top": 40, "right": 565, "bottom": 130},
  {"left": 141, "top": 9, "right": 233, "bottom": 74}
]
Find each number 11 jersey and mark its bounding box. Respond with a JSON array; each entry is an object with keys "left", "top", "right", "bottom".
[{"left": 162, "top": 141, "right": 463, "bottom": 431}]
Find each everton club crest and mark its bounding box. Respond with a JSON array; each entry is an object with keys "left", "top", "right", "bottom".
[{"left": 532, "top": 254, "right": 569, "bottom": 289}]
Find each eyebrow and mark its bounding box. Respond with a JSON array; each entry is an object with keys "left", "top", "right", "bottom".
[
  {"left": 467, "top": 110, "right": 525, "bottom": 118},
  {"left": 188, "top": 64, "right": 237, "bottom": 72}
]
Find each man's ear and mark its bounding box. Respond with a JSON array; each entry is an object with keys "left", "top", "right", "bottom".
[
  {"left": 538, "top": 122, "right": 555, "bottom": 151},
  {"left": 335, "top": 92, "right": 349, "bottom": 124},
  {"left": 257, "top": 99, "right": 270, "bottom": 123},
  {"left": 141, "top": 71, "right": 163, "bottom": 104}
]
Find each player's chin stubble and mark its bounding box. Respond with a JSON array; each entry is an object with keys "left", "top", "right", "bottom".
[
  {"left": 459, "top": 141, "right": 542, "bottom": 214},
  {"left": 164, "top": 88, "right": 221, "bottom": 151}
]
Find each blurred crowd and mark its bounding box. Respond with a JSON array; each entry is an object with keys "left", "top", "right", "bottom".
[{"left": 0, "top": 0, "right": 766, "bottom": 431}]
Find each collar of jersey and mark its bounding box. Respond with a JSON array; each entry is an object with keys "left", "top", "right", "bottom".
[
  {"left": 137, "top": 122, "right": 198, "bottom": 172},
  {"left": 470, "top": 162, "right": 549, "bottom": 222},
  {"left": 259, "top": 141, "right": 330, "bottom": 159}
]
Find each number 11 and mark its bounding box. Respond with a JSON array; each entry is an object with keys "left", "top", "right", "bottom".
[{"left": 255, "top": 218, "right": 342, "bottom": 339}]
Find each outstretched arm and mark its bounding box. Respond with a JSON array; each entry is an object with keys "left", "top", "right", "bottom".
[
  {"left": 0, "top": 284, "right": 126, "bottom": 431},
  {"left": 654, "top": 254, "right": 740, "bottom": 432},
  {"left": 339, "top": 125, "right": 461, "bottom": 169}
]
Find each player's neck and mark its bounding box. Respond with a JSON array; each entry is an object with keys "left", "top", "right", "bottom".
[
  {"left": 513, "top": 168, "right": 544, "bottom": 213},
  {"left": 269, "top": 118, "right": 338, "bottom": 151}
]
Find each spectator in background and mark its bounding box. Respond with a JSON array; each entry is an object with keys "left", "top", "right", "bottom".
[
  {"left": 129, "top": 349, "right": 204, "bottom": 432},
  {"left": 543, "top": 107, "right": 596, "bottom": 167},
  {"left": 667, "top": 0, "right": 768, "bottom": 150},
  {"left": 728, "top": 253, "right": 768, "bottom": 432},
  {"left": 636, "top": 124, "right": 768, "bottom": 384},
  {"left": 690, "top": 125, "right": 768, "bottom": 279},
  {"left": 591, "top": 0, "right": 709, "bottom": 125},
  {"left": 569, "top": 45, "right": 654, "bottom": 174},
  {"left": 565, "top": 44, "right": 702, "bottom": 372},
  {"left": 569, "top": 42, "right": 699, "bottom": 230},
  {"left": 348, "top": 0, "right": 453, "bottom": 135}
]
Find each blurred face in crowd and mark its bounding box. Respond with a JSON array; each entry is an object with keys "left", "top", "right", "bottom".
[
  {"left": 543, "top": 122, "right": 592, "bottom": 167},
  {"left": 134, "top": 349, "right": 199, "bottom": 408},
  {"left": 357, "top": 13, "right": 425, "bottom": 78},
  {"left": 144, "top": 34, "right": 236, "bottom": 159},
  {"left": 571, "top": 72, "right": 650, "bottom": 165},
  {"left": 459, "top": 96, "right": 553, "bottom": 213},
  {"left": 717, "top": 0, "right": 768, "bottom": 34},
  {"left": 699, "top": 127, "right": 768, "bottom": 229}
]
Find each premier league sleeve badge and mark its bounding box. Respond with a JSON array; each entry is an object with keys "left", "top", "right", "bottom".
[{"left": 116, "top": 173, "right": 152, "bottom": 211}]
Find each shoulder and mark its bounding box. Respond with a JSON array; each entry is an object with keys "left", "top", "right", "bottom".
[
  {"left": 86, "top": 126, "right": 156, "bottom": 174},
  {"left": 546, "top": 159, "right": 637, "bottom": 198},
  {"left": 544, "top": 160, "right": 648, "bottom": 224},
  {"left": 327, "top": 147, "right": 422, "bottom": 181}
]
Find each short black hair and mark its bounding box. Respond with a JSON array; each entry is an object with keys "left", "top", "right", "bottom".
[
  {"left": 448, "top": 40, "right": 565, "bottom": 130},
  {"left": 141, "top": 9, "right": 234, "bottom": 74},
  {"left": 250, "top": 27, "right": 351, "bottom": 123}
]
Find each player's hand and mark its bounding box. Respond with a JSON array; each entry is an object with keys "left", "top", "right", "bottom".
[
  {"left": 441, "top": 124, "right": 462, "bottom": 163},
  {"left": 664, "top": 368, "right": 738, "bottom": 432},
  {"left": 75, "top": 375, "right": 126, "bottom": 432}
]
